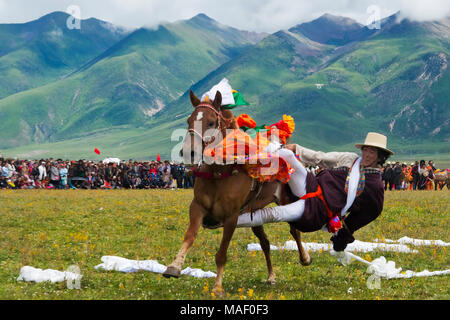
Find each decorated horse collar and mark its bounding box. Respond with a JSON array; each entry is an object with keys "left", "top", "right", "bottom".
[{"left": 193, "top": 164, "right": 241, "bottom": 180}]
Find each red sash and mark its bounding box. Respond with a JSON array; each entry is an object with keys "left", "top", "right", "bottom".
[{"left": 300, "top": 185, "right": 342, "bottom": 233}]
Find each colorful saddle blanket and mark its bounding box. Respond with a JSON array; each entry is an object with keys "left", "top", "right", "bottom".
[{"left": 203, "top": 129, "right": 293, "bottom": 183}]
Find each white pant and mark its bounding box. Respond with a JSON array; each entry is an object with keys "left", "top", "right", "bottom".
[{"left": 237, "top": 148, "right": 308, "bottom": 228}]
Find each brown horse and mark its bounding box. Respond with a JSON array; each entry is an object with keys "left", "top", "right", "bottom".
[
  {"left": 163, "top": 90, "right": 311, "bottom": 295},
  {"left": 434, "top": 170, "right": 450, "bottom": 190}
]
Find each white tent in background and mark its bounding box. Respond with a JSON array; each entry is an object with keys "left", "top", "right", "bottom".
[
  {"left": 102, "top": 158, "right": 121, "bottom": 164},
  {"left": 315, "top": 83, "right": 324, "bottom": 89}
]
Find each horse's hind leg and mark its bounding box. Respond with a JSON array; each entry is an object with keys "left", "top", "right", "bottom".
[
  {"left": 289, "top": 224, "right": 312, "bottom": 266},
  {"left": 251, "top": 225, "right": 276, "bottom": 285},
  {"left": 163, "top": 200, "right": 204, "bottom": 278},
  {"left": 212, "top": 214, "right": 238, "bottom": 296}
]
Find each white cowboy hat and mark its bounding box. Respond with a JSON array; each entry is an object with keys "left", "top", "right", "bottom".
[{"left": 355, "top": 132, "right": 394, "bottom": 155}]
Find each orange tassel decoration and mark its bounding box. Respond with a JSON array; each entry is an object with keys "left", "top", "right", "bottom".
[{"left": 236, "top": 114, "right": 256, "bottom": 129}]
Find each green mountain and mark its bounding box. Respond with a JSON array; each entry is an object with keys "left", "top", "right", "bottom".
[
  {"left": 0, "top": 12, "right": 449, "bottom": 161},
  {"left": 159, "top": 13, "right": 450, "bottom": 155},
  {"left": 0, "top": 11, "right": 130, "bottom": 99},
  {"left": 0, "top": 13, "right": 265, "bottom": 148},
  {"left": 289, "top": 13, "right": 376, "bottom": 45}
]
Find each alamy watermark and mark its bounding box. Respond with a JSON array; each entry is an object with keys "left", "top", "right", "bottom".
[
  {"left": 366, "top": 5, "right": 381, "bottom": 30},
  {"left": 66, "top": 264, "right": 82, "bottom": 289},
  {"left": 366, "top": 273, "right": 381, "bottom": 290},
  {"left": 171, "top": 120, "right": 282, "bottom": 176},
  {"left": 66, "top": 5, "right": 81, "bottom": 30}
]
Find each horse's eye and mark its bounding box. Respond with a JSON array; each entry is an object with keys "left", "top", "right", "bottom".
[{"left": 208, "top": 121, "right": 215, "bottom": 127}]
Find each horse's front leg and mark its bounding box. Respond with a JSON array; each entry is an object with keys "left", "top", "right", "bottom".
[
  {"left": 212, "top": 213, "right": 238, "bottom": 296},
  {"left": 289, "top": 224, "right": 312, "bottom": 266},
  {"left": 163, "top": 200, "right": 205, "bottom": 278},
  {"left": 251, "top": 225, "right": 276, "bottom": 285}
]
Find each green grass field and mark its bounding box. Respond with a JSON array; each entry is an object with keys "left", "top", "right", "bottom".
[{"left": 0, "top": 189, "right": 448, "bottom": 300}]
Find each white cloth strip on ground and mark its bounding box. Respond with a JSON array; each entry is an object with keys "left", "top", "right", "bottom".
[
  {"left": 94, "top": 256, "right": 216, "bottom": 278},
  {"left": 248, "top": 238, "right": 449, "bottom": 280},
  {"left": 375, "top": 236, "right": 450, "bottom": 247},
  {"left": 331, "top": 251, "right": 450, "bottom": 279},
  {"left": 247, "top": 240, "right": 418, "bottom": 253},
  {"left": 17, "top": 266, "right": 82, "bottom": 283}
]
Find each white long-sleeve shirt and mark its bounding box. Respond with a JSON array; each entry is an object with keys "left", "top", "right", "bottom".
[
  {"left": 38, "top": 165, "right": 47, "bottom": 180},
  {"left": 294, "top": 145, "right": 359, "bottom": 169},
  {"left": 6, "top": 163, "right": 15, "bottom": 178}
]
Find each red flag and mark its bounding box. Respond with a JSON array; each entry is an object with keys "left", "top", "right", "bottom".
[
  {"left": 94, "top": 148, "right": 101, "bottom": 155},
  {"left": 157, "top": 153, "right": 161, "bottom": 161}
]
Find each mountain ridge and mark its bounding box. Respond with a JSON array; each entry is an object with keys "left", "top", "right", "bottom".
[
  {"left": 0, "top": 12, "right": 266, "bottom": 148},
  {"left": 0, "top": 11, "right": 448, "bottom": 159}
]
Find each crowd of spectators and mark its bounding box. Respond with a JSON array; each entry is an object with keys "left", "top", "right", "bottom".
[
  {"left": 1, "top": 156, "right": 447, "bottom": 191},
  {"left": 0, "top": 157, "right": 195, "bottom": 190},
  {"left": 381, "top": 160, "right": 447, "bottom": 191}
]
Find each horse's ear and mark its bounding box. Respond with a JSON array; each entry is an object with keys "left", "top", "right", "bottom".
[
  {"left": 190, "top": 90, "right": 201, "bottom": 107},
  {"left": 212, "top": 91, "right": 222, "bottom": 111}
]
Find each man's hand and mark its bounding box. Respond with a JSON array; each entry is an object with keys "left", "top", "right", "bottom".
[
  {"left": 285, "top": 144, "right": 296, "bottom": 152},
  {"left": 330, "top": 226, "right": 355, "bottom": 251}
]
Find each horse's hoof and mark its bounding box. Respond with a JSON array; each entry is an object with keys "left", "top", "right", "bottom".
[
  {"left": 300, "top": 256, "right": 312, "bottom": 266},
  {"left": 267, "top": 278, "right": 276, "bottom": 286},
  {"left": 163, "top": 266, "right": 181, "bottom": 278}
]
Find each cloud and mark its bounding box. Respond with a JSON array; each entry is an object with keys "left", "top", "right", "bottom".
[
  {"left": 47, "top": 28, "right": 63, "bottom": 40},
  {"left": 0, "top": 0, "right": 448, "bottom": 33},
  {"left": 397, "top": 0, "right": 450, "bottom": 22}
]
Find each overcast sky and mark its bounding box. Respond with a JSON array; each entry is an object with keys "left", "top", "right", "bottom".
[{"left": 0, "top": 0, "right": 449, "bottom": 32}]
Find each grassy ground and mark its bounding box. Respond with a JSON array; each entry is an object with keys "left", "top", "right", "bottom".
[{"left": 0, "top": 189, "right": 448, "bottom": 300}]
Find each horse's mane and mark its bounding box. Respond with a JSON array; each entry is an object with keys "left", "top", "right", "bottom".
[{"left": 221, "top": 109, "right": 238, "bottom": 130}]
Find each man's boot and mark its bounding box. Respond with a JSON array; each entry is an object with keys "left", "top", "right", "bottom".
[{"left": 330, "top": 224, "right": 355, "bottom": 251}]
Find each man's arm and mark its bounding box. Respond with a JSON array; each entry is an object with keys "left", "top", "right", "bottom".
[{"left": 286, "top": 144, "right": 359, "bottom": 169}]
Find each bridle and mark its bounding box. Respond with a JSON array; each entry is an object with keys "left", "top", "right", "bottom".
[
  {"left": 186, "top": 102, "right": 241, "bottom": 179},
  {"left": 188, "top": 103, "right": 225, "bottom": 147}
]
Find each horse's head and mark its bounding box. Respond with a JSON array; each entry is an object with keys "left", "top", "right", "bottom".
[{"left": 181, "top": 90, "right": 236, "bottom": 164}]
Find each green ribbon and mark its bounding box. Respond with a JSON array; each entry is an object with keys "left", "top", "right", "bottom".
[
  {"left": 222, "top": 91, "right": 250, "bottom": 110},
  {"left": 239, "top": 125, "right": 268, "bottom": 139}
]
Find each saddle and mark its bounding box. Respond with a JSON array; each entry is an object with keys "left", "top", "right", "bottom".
[{"left": 202, "top": 178, "right": 296, "bottom": 229}]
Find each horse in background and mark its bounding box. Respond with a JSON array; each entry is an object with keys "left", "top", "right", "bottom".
[{"left": 434, "top": 169, "right": 450, "bottom": 190}]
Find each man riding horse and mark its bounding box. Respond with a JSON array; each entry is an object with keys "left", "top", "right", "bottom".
[
  {"left": 237, "top": 132, "right": 393, "bottom": 252},
  {"left": 163, "top": 82, "right": 311, "bottom": 295},
  {"left": 164, "top": 79, "right": 393, "bottom": 294}
]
